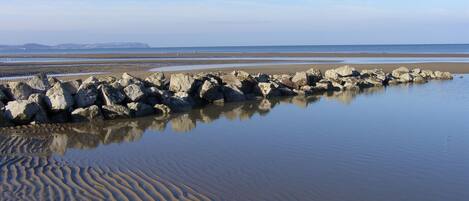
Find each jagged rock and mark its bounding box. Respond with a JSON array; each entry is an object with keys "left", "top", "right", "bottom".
[
  {"left": 124, "top": 84, "right": 146, "bottom": 102},
  {"left": 45, "top": 83, "right": 74, "bottom": 111},
  {"left": 127, "top": 102, "right": 154, "bottom": 117},
  {"left": 99, "top": 76, "right": 117, "bottom": 84},
  {"left": 163, "top": 92, "right": 194, "bottom": 112},
  {"left": 154, "top": 104, "right": 171, "bottom": 115},
  {"left": 392, "top": 67, "right": 410, "bottom": 78},
  {"left": 399, "top": 73, "right": 413, "bottom": 83},
  {"left": 4, "top": 100, "right": 46, "bottom": 124},
  {"left": 145, "top": 72, "right": 167, "bottom": 88},
  {"left": 6, "top": 82, "right": 33, "bottom": 100},
  {"left": 199, "top": 80, "right": 224, "bottom": 102},
  {"left": 75, "top": 83, "right": 98, "bottom": 108},
  {"left": 0, "top": 88, "right": 7, "bottom": 102},
  {"left": 48, "top": 77, "right": 59, "bottom": 86},
  {"left": 324, "top": 69, "right": 339, "bottom": 80},
  {"left": 420, "top": 70, "right": 435, "bottom": 78},
  {"left": 413, "top": 75, "right": 426, "bottom": 83},
  {"left": 102, "top": 105, "right": 131, "bottom": 119},
  {"left": 99, "top": 84, "right": 126, "bottom": 105},
  {"left": 315, "top": 80, "right": 334, "bottom": 91},
  {"left": 277, "top": 87, "right": 297, "bottom": 96},
  {"left": 0, "top": 110, "right": 13, "bottom": 127},
  {"left": 0, "top": 101, "right": 4, "bottom": 109},
  {"left": 411, "top": 68, "right": 422, "bottom": 74},
  {"left": 291, "top": 72, "right": 309, "bottom": 88},
  {"left": 120, "top": 73, "right": 143, "bottom": 87},
  {"left": 28, "top": 73, "right": 50, "bottom": 92},
  {"left": 28, "top": 93, "right": 46, "bottom": 107},
  {"left": 306, "top": 68, "right": 323, "bottom": 84},
  {"left": 222, "top": 85, "right": 246, "bottom": 102},
  {"left": 224, "top": 71, "right": 257, "bottom": 94},
  {"left": 434, "top": 71, "right": 453, "bottom": 80},
  {"left": 256, "top": 82, "right": 281, "bottom": 98},
  {"left": 334, "top": 65, "right": 359, "bottom": 77},
  {"left": 62, "top": 80, "right": 81, "bottom": 95},
  {"left": 169, "top": 73, "right": 197, "bottom": 93},
  {"left": 221, "top": 74, "right": 243, "bottom": 88},
  {"left": 71, "top": 105, "right": 103, "bottom": 122},
  {"left": 83, "top": 76, "right": 100, "bottom": 86},
  {"left": 365, "top": 77, "right": 385, "bottom": 86},
  {"left": 361, "top": 69, "right": 387, "bottom": 82}
]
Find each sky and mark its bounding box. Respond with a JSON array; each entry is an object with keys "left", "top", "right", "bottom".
[{"left": 1, "top": 0, "right": 468, "bottom": 47}]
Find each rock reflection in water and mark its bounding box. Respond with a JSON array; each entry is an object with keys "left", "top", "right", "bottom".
[{"left": 0, "top": 87, "right": 384, "bottom": 157}]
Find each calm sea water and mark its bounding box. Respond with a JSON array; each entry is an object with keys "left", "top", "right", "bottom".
[
  {"left": 1, "top": 44, "right": 469, "bottom": 54},
  {"left": 1, "top": 77, "right": 469, "bottom": 200}
]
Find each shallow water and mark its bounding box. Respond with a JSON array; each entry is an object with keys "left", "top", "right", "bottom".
[{"left": 1, "top": 77, "right": 469, "bottom": 201}]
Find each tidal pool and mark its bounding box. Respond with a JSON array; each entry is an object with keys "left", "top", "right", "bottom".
[{"left": 1, "top": 76, "right": 469, "bottom": 201}]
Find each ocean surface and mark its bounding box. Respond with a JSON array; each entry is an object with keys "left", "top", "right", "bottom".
[
  {"left": 1, "top": 77, "right": 469, "bottom": 201},
  {"left": 1, "top": 44, "right": 469, "bottom": 54}
]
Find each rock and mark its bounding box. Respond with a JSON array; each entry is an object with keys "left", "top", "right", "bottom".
[
  {"left": 399, "top": 73, "right": 413, "bottom": 83},
  {"left": 0, "top": 88, "right": 8, "bottom": 102},
  {"left": 365, "top": 77, "right": 385, "bottom": 87},
  {"left": 306, "top": 68, "right": 323, "bottom": 84},
  {"left": 6, "top": 82, "right": 33, "bottom": 100},
  {"left": 411, "top": 68, "right": 422, "bottom": 74},
  {"left": 169, "top": 73, "right": 197, "bottom": 93},
  {"left": 361, "top": 69, "right": 387, "bottom": 82},
  {"left": 413, "top": 75, "right": 426, "bottom": 83},
  {"left": 71, "top": 105, "right": 103, "bottom": 122},
  {"left": 45, "top": 83, "right": 74, "bottom": 111},
  {"left": 48, "top": 77, "right": 60, "bottom": 86},
  {"left": 163, "top": 92, "right": 194, "bottom": 112},
  {"left": 315, "top": 80, "right": 333, "bottom": 91},
  {"left": 434, "top": 71, "right": 453, "bottom": 80},
  {"left": 145, "top": 72, "right": 167, "bottom": 89},
  {"left": 75, "top": 83, "right": 98, "bottom": 108},
  {"left": 99, "top": 76, "right": 117, "bottom": 84},
  {"left": 255, "top": 73, "right": 270, "bottom": 83},
  {"left": 124, "top": 84, "right": 146, "bottom": 102},
  {"left": 420, "top": 70, "right": 435, "bottom": 78},
  {"left": 199, "top": 80, "right": 224, "bottom": 102},
  {"left": 82, "top": 76, "right": 100, "bottom": 85},
  {"left": 127, "top": 102, "right": 154, "bottom": 117},
  {"left": 154, "top": 104, "right": 171, "bottom": 115},
  {"left": 120, "top": 73, "right": 143, "bottom": 87},
  {"left": 102, "top": 105, "right": 131, "bottom": 119},
  {"left": 99, "top": 84, "right": 126, "bottom": 105},
  {"left": 334, "top": 65, "right": 359, "bottom": 77},
  {"left": 62, "top": 80, "right": 81, "bottom": 95},
  {"left": 4, "top": 100, "right": 44, "bottom": 124},
  {"left": 0, "top": 101, "right": 4, "bottom": 109},
  {"left": 324, "top": 69, "right": 339, "bottom": 80},
  {"left": 27, "top": 73, "right": 50, "bottom": 92},
  {"left": 28, "top": 93, "right": 46, "bottom": 107},
  {"left": 222, "top": 85, "right": 246, "bottom": 102},
  {"left": 291, "top": 72, "right": 309, "bottom": 88},
  {"left": 256, "top": 82, "right": 281, "bottom": 98},
  {"left": 392, "top": 67, "right": 410, "bottom": 78},
  {"left": 0, "top": 110, "right": 13, "bottom": 127},
  {"left": 277, "top": 87, "right": 297, "bottom": 96}
]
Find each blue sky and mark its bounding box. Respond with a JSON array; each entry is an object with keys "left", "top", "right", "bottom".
[{"left": 1, "top": 0, "right": 468, "bottom": 46}]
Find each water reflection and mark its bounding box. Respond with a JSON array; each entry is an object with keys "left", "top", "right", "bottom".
[{"left": 0, "top": 87, "right": 384, "bottom": 157}]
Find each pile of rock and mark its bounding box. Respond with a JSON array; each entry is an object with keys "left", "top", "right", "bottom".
[{"left": 0, "top": 67, "right": 453, "bottom": 127}]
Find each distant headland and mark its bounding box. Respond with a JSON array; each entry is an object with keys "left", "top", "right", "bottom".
[{"left": 0, "top": 42, "right": 151, "bottom": 50}]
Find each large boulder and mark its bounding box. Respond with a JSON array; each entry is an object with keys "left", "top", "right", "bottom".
[
  {"left": 306, "top": 68, "right": 323, "bottom": 84},
  {"left": 0, "top": 87, "right": 8, "bottom": 102},
  {"left": 222, "top": 85, "right": 246, "bottom": 102},
  {"left": 163, "top": 92, "right": 194, "bottom": 112},
  {"left": 392, "top": 67, "right": 410, "bottom": 78},
  {"left": 198, "top": 80, "right": 224, "bottom": 102},
  {"left": 120, "top": 73, "right": 143, "bottom": 87},
  {"left": 45, "top": 83, "right": 74, "bottom": 111},
  {"left": 75, "top": 83, "right": 98, "bottom": 108},
  {"left": 231, "top": 71, "right": 258, "bottom": 93},
  {"left": 169, "top": 73, "right": 197, "bottom": 93},
  {"left": 420, "top": 70, "right": 435, "bottom": 79},
  {"left": 6, "top": 82, "right": 33, "bottom": 100},
  {"left": 324, "top": 69, "right": 339, "bottom": 80},
  {"left": 334, "top": 66, "right": 359, "bottom": 77},
  {"left": 62, "top": 80, "right": 82, "bottom": 95},
  {"left": 82, "top": 76, "right": 100, "bottom": 86},
  {"left": 4, "top": 100, "right": 47, "bottom": 124},
  {"left": 145, "top": 72, "right": 167, "bottom": 89},
  {"left": 99, "top": 84, "right": 126, "bottom": 105},
  {"left": 255, "top": 73, "right": 270, "bottom": 83},
  {"left": 124, "top": 84, "right": 146, "bottom": 102},
  {"left": 0, "top": 110, "right": 13, "bottom": 127},
  {"left": 399, "top": 73, "right": 413, "bottom": 83},
  {"left": 291, "top": 72, "right": 309, "bottom": 88},
  {"left": 71, "top": 105, "right": 103, "bottom": 122},
  {"left": 154, "top": 104, "right": 171, "bottom": 115},
  {"left": 434, "top": 71, "right": 453, "bottom": 80},
  {"left": 28, "top": 73, "right": 50, "bottom": 92},
  {"left": 102, "top": 105, "right": 131, "bottom": 119},
  {"left": 127, "top": 102, "right": 154, "bottom": 117}
]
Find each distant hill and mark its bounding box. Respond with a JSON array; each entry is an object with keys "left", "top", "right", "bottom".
[{"left": 0, "top": 42, "right": 151, "bottom": 50}]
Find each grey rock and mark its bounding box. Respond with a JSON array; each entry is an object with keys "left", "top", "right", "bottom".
[
  {"left": 120, "top": 73, "right": 143, "bottom": 87},
  {"left": 291, "top": 72, "right": 309, "bottom": 88},
  {"left": 399, "top": 73, "right": 413, "bottom": 83},
  {"left": 4, "top": 100, "right": 44, "bottom": 124},
  {"left": 82, "top": 76, "right": 100, "bottom": 86},
  {"left": 334, "top": 65, "right": 359, "bottom": 77},
  {"left": 222, "top": 85, "right": 246, "bottom": 102},
  {"left": 62, "top": 80, "right": 82, "bottom": 95},
  {"left": 28, "top": 73, "right": 50, "bottom": 92},
  {"left": 324, "top": 69, "right": 339, "bottom": 80},
  {"left": 306, "top": 68, "right": 323, "bottom": 84},
  {"left": 102, "top": 105, "right": 131, "bottom": 119},
  {"left": 127, "top": 102, "right": 154, "bottom": 117},
  {"left": 392, "top": 67, "right": 410, "bottom": 78},
  {"left": 75, "top": 83, "right": 98, "bottom": 108},
  {"left": 99, "top": 84, "right": 126, "bottom": 105},
  {"left": 45, "top": 83, "right": 74, "bottom": 111},
  {"left": 434, "top": 71, "right": 453, "bottom": 80},
  {"left": 199, "top": 80, "right": 224, "bottom": 102},
  {"left": 255, "top": 73, "right": 270, "bottom": 83},
  {"left": 154, "top": 104, "right": 171, "bottom": 115},
  {"left": 145, "top": 72, "right": 167, "bottom": 88},
  {"left": 256, "top": 82, "right": 281, "bottom": 98},
  {"left": 169, "top": 73, "right": 197, "bottom": 93},
  {"left": 0, "top": 110, "right": 13, "bottom": 127},
  {"left": 124, "top": 84, "right": 146, "bottom": 102},
  {"left": 6, "top": 82, "right": 33, "bottom": 100},
  {"left": 163, "top": 92, "right": 194, "bottom": 112},
  {"left": 71, "top": 105, "right": 103, "bottom": 122}
]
